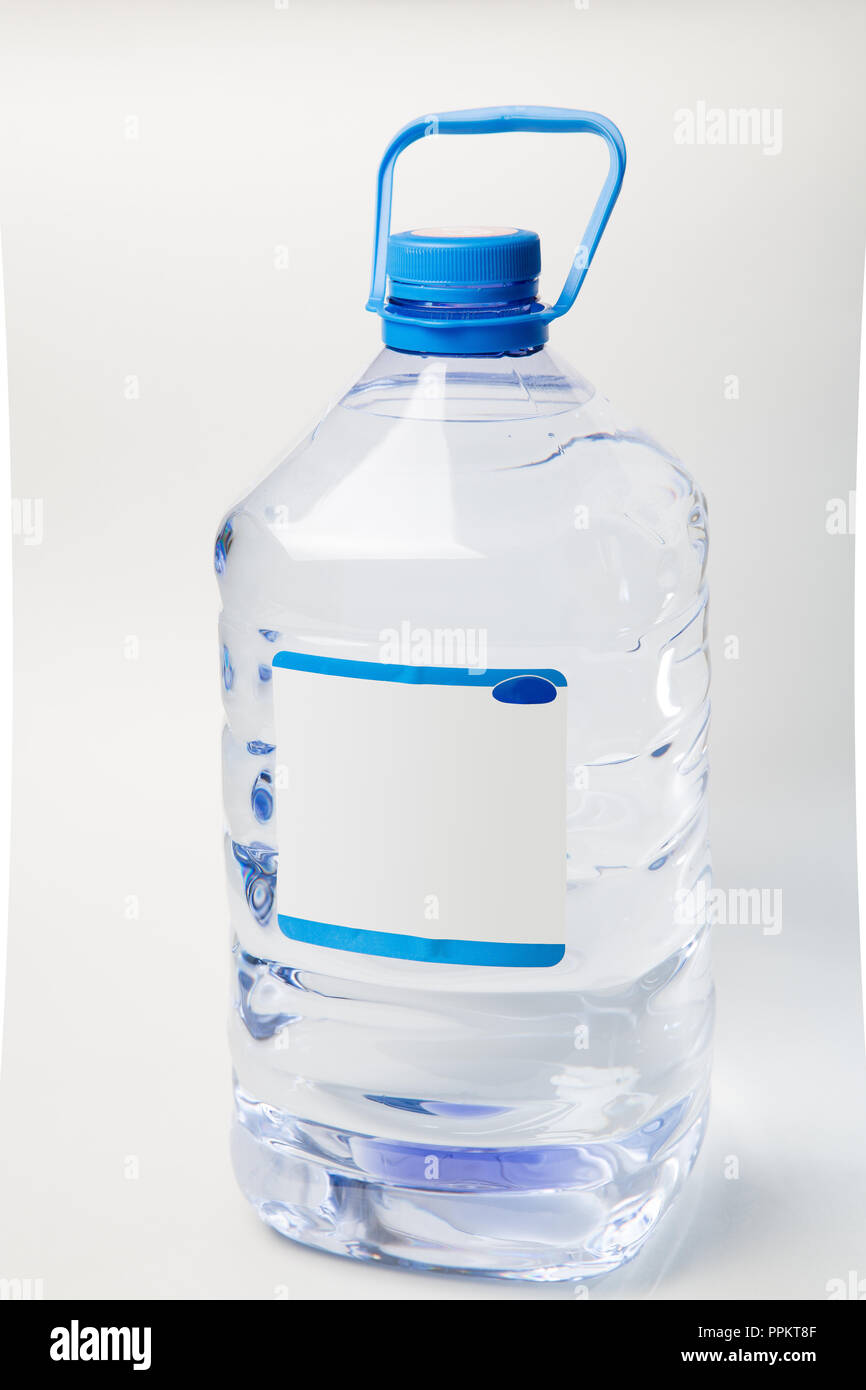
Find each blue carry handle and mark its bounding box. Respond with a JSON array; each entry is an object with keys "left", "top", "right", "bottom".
[{"left": 366, "top": 105, "right": 626, "bottom": 324}]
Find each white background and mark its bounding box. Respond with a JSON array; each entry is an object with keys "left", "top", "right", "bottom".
[{"left": 0, "top": 0, "right": 864, "bottom": 1300}]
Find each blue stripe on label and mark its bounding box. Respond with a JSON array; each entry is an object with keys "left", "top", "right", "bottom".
[
  {"left": 278, "top": 914, "right": 565, "bottom": 968},
  {"left": 273, "top": 650, "right": 566, "bottom": 689}
]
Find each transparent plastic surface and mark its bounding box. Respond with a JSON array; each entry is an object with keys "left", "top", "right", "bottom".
[{"left": 216, "top": 347, "right": 712, "bottom": 1280}]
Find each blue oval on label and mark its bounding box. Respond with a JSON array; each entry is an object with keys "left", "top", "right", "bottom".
[{"left": 491, "top": 675, "right": 558, "bottom": 705}]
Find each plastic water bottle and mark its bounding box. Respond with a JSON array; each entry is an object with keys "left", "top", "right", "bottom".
[{"left": 217, "top": 107, "right": 712, "bottom": 1281}]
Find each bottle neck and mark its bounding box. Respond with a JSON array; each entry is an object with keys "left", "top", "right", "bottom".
[
  {"left": 340, "top": 347, "right": 593, "bottom": 420},
  {"left": 380, "top": 297, "right": 550, "bottom": 356},
  {"left": 386, "top": 297, "right": 546, "bottom": 359}
]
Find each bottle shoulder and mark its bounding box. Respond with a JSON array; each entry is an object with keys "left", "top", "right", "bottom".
[
  {"left": 215, "top": 348, "right": 706, "bottom": 618},
  {"left": 222, "top": 405, "right": 702, "bottom": 556}
]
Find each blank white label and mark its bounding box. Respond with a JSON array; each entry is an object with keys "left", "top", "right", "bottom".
[{"left": 272, "top": 652, "right": 567, "bottom": 968}]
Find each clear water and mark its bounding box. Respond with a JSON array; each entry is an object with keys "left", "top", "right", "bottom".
[{"left": 217, "top": 346, "right": 712, "bottom": 1280}]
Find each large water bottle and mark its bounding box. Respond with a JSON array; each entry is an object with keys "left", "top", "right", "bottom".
[{"left": 217, "top": 107, "right": 712, "bottom": 1281}]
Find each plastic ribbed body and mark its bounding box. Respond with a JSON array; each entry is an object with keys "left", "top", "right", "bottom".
[{"left": 216, "top": 346, "right": 712, "bottom": 1279}]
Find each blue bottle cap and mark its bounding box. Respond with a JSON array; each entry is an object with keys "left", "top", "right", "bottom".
[
  {"left": 383, "top": 227, "right": 546, "bottom": 354},
  {"left": 386, "top": 228, "right": 541, "bottom": 304}
]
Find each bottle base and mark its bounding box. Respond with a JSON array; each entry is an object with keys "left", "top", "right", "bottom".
[{"left": 231, "top": 1096, "right": 708, "bottom": 1283}]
